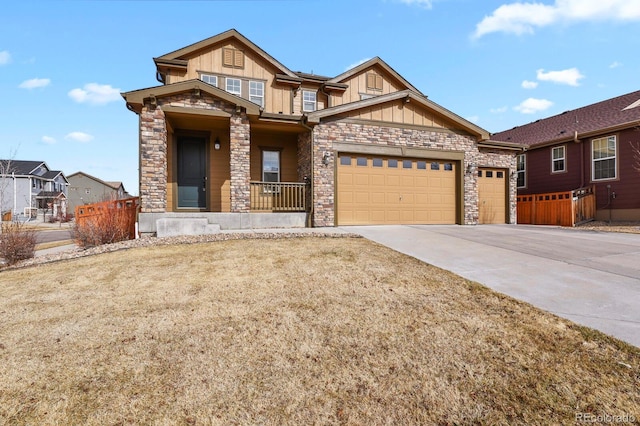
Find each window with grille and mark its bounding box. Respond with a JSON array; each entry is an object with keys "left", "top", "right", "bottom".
[
  {"left": 592, "top": 136, "right": 616, "bottom": 181},
  {"left": 552, "top": 146, "right": 566, "bottom": 173},
  {"left": 302, "top": 90, "right": 316, "bottom": 112},
  {"left": 249, "top": 81, "right": 264, "bottom": 107}
]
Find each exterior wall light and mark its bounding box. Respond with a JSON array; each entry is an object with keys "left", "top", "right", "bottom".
[
  {"left": 214, "top": 137, "right": 221, "bottom": 151},
  {"left": 322, "top": 151, "right": 331, "bottom": 165}
]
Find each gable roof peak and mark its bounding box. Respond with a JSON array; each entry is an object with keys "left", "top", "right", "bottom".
[
  {"left": 329, "top": 56, "right": 423, "bottom": 96},
  {"left": 154, "top": 28, "right": 298, "bottom": 79}
]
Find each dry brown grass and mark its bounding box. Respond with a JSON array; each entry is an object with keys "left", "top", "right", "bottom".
[{"left": 0, "top": 237, "right": 638, "bottom": 425}]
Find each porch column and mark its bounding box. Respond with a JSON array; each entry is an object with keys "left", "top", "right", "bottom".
[
  {"left": 139, "top": 104, "right": 168, "bottom": 213},
  {"left": 229, "top": 111, "right": 250, "bottom": 212}
]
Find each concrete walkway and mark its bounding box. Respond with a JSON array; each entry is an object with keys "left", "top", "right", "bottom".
[{"left": 340, "top": 224, "right": 640, "bottom": 348}]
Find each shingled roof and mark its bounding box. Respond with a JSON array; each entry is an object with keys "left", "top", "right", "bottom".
[{"left": 491, "top": 90, "right": 640, "bottom": 147}]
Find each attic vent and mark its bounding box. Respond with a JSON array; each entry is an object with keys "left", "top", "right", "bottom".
[
  {"left": 223, "top": 47, "right": 244, "bottom": 69},
  {"left": 366, "top": 73, "right": 383, "bottom": 91},
  {"left": 622, "top": 98, "right": 640, "bottom": 111}
]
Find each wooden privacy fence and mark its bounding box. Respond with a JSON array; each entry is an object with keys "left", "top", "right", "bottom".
[
  {"left": 75, "top": 197, "right": 139, "bottom": 239},
  {"left": 250, "top": 182, "right": 308, "bottom": 212},
  {"left": 517, "top": 186, "right": 595, "bottom": 227}
]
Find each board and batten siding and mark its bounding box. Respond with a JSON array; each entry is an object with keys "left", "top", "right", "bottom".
[
  {"left": 331, "top": 69, "right": 405, "bottom": 107},
  {"left": 166, "top": 41, "right": 292, "bottom": 115},
  {"left": 337, "top": 102, "right": 454, "bottom": 129}
]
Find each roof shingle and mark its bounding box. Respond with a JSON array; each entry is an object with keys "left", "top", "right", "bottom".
[{"left": 491, "top": 90, "right": 640, "bottom": 147}]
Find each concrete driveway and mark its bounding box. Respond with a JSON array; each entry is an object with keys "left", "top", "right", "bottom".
[{"left": 340, "top": 224, "right": 640, "bottom": 348}]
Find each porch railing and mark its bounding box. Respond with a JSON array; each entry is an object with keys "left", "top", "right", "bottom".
[{"left": 250, "top": 181, "right": 307, "bottom": 212}]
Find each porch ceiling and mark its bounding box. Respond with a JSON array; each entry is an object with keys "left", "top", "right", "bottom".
[{"left": 165, "top": 110, "right": 229, "bottom": 132}]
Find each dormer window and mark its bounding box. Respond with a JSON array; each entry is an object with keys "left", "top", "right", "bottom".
[
  {"left": 200, "top": 74, "right": 218, "bottom": 87},
  {"left": 366, "top": 73, "right": 383, "bottom": 91},
  {"left": 222, "top": 47, "right": 244, "bottom": 69}
]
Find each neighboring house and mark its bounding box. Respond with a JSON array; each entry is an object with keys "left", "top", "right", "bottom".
[
  {"left": 122, "top": 29, "right": 523, "bottom": 236},
  {"left": 0, "top": 160, "right": 68, "bottom": 220},
  {"left": 67, "top": 171, "right": 131, "bottom": 213},
  {"left": 492, "top": 90, "right": 640, "bottom": 222}
]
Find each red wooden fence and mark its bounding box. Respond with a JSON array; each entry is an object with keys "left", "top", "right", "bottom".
[
  {"left": 75, "top": 197, "right": 139, "bottom": 239},
  {"left": 517, "top": 186, "right": 595, "bottom": 227}
]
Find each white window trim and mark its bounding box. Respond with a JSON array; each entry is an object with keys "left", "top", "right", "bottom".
[
  {"left": 591, "top": 136, "right": 617, "bottom": 182},
  {"left": 516, "top": 154, "right": 526, "bottom": 188},
  {"left": 200, "top": 73, "right": 218, "bottom": 87},
  {"left": 225, "top": 77, "right": 241, "bottom": 96},
  {"left": 249, "top": 80, "right": 264, "bottom": 107},
  {"left": 551, "top": 145, "right": 566, "bottom": 173},
  {"left": 302, "top": 90, "right": 316, "bottom": 112}
]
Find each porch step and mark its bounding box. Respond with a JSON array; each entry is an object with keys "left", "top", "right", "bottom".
[{"left": 156, "top": 218, "right": 221, "bottom": 237}]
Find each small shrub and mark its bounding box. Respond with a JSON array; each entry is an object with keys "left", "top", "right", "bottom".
[
  {"left": 0, "top": 222, "right": 38, "bottom": 265},
  {"left": 73, "top": 207, "right": 134, "bottom": 248}
]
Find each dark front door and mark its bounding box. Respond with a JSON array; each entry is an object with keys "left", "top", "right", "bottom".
[{"left": 177, "top": 137, "right": 207, "bottom": 208}]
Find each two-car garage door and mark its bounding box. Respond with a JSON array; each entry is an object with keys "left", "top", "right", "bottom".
[{"left": 336, "top": 154, "right": 457, "bottom": 225}]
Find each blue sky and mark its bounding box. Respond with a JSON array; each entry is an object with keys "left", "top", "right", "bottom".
[{"left": 1, "top": 0, "right": 639, "bottom": 195}]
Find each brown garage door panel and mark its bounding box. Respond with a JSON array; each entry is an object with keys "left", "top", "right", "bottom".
[
  {"left": 478, "top": 168, "right": 507, "bottom": 224},
  {"left": 337, "top": 155, "right": 457, "bottom": 225}
]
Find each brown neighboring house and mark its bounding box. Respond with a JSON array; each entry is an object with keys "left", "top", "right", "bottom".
[
  {"left": 122, "top": 29, "right": 523, "bottom": 236},
  {"left": 491, "top": 90, "right": 640, "bottom": 222}
]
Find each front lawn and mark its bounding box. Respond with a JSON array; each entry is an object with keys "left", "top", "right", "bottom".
[{"left": 0, "top": 237, "right": 638, "bottom": 424}]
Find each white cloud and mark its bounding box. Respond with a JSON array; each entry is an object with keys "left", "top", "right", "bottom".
[
  {"left": 466, "top": 115, "right": 480, "bottom": 123},
  {"left": 396, "top": 0, "right": 432, "bottom": 9},
  {"left": 522, "top": 80, "right": 538, "bottom": 89},
  {"left": 68, "top": 83, "right": 121, "bottom": 105},
  {"left": 536, "top": 67, "right": 584, "bottom": 86},
  {"left": 0, "top": 50, "right": 11, "bottom": 65},
  {"left": 514, "top": 98, "right": 553, "bottom": 114},
  {"left": 65, "top": 132, "right": 94, "bottom": 143},
  {"left": 344, "top": 58, "right": 372, "bottom": 72},
  {"left": 41, "top": 136, "right": 57, "bottom": 145},
  {"left": 609, "top": 61, "right": 623, "bottom": 69},
  {"left": 490, "top": 106, "right": 508, "bottom": 113},
  {"left": 19, "top": 78, "right": 51, "bottom": 89},
  {"left": 473, "top": 0, "right": 640, "bottom": 38}
]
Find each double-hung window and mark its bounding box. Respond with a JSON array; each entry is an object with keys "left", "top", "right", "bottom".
[
  {"left": 592, "top": 136, "right": 617, "bottom": 180},
  {"left": 551, "top": 146, "right": 565, "bottom": 173},
  {"left": 516, "top": 154, "right": 526, "bottom": 188},
  {"left": 262, "top": 150, "right": 280, "bottom": 183},
  {"left": 225, "top": 77, "right": 241, "bottom": 96},
  {"left": 200, "top": 74, "right": 217, "bottom": 87},
  {"left": 302, "top": 90, "right": 316, "bottom": 112},
  {"left": 249, "top": 81, "right": 264, "bottom": 107}
]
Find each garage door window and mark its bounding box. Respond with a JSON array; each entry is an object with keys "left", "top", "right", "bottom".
[
  {"left": 431, "top": 162, "right": 440, "bottom": 170},
  {"left": 373, "top": 158, "right": 383, "bottom": 167},
  {"left": 417, "top": 161, "right": 426, "bottom": 170},
  {"left": 340, "top": 156, "right": 351, "bottom": 166},
  {"left": 403, "top": 160, "right": 412, "bottom": 169},
  {"left": 388, "top": 159, "right": 398, "bottom": 168},
  {"left": 357, "top": 157, "right": 367, "bottom": 166},
  {"left": 444, "top": 163, "right": 453, "bottom": 171}
]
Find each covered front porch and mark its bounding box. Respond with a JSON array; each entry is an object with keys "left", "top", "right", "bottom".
[{"left": 123, "top": 80, "right": 312, "bottom": 236}]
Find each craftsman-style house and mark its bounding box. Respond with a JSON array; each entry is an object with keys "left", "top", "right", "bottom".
[
  {"left": 492, "top": 90, "right": 640, "bottom": 222},
  {"left": 122, "top": 29, "right": 523, "bottom": 236}
]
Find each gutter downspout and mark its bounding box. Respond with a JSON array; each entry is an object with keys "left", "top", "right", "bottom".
[{"left": 300, "top": 117, "right": 314, "bottom": 228}]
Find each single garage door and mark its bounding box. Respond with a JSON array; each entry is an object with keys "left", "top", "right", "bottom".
[
  {"left": 478, "top": 167, "right": 507, "bottom": 224},
  {"left": 337, "top": 154, "right": 457, "bottom": 225}
]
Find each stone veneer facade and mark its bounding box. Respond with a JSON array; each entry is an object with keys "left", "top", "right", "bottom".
[
  {"left": 138, "top": 93, "right": 517, "bottom": 227},
  {"left": 311, "top": 121, "right": 517, "bottom": 227},
  {"left": 138, "top": 92, "right": 247, "bottom": 213}
]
